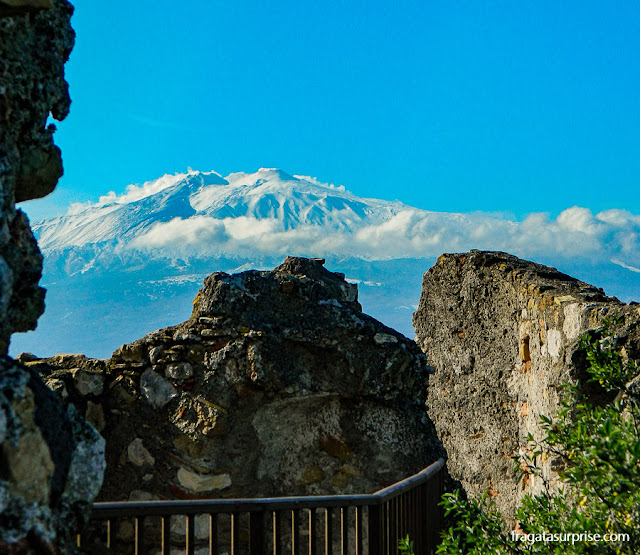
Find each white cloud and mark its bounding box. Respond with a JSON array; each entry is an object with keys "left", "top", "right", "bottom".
[
  {"left": 611, "top": 259, "right": 640, "bottom": 273},
  {"left": 126, "top": 204, "right": 640, "bottom": 273},
  {"left": 114, "top": 171, "right": 200, "bottom": 205},
  {"left": 67, "top": 170, "right": 224, "bottom": 214},
  {"left": 223, "top": 216, "right": 282, "bottom": 240},
  {"left": 556, "top": 206, "right": 603, "bottom": 235},
  {"left": 293, "top": 174, "right": 346, "bottom": 191},
  {"left": 597, "top": 209, "right": 640, "bottom": 227},
  {"left": 41, "top": 168, "right": 640, "bottom": 273},
  {"left": 130, "top": 216, "right": 229, "bottom": 250}
]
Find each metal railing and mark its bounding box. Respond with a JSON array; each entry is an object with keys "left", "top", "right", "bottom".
[{"left": 80, "top": 457, "right": 445, "bottom": 554}]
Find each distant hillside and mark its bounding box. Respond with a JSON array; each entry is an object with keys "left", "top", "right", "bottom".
[{"left": 11, "top": 168, "right": 640, "bottom": 358}]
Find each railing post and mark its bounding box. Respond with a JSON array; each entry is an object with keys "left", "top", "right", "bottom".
[
  {"left": 161, "top": 515, "right": 170, "bottom": 554},
  {"left": 424, "top": 479, "right": 431, "bottom": 554},
  {"left": 411, "top": 490, "right": 415, "bottom": 541},
  {"left": 416, "top": 487, "right": 422, "bottom": 552},
  {"left": 185, "top": 514, "right": 195, "bottom": 555},
  {"left": 400, "top": 493, "right": 406, "bottom": 540},
  {"left": 410, "top": 489, "right": 417, "bottom": 549},
  {"left": 422, "top": 483, "right": 429, "bottom": 553},
  {"left": 430, "top": 476, "right": 438, "bottom": 554},
  {"left": 134, "top": 516, "right": 145, "bottom": 555},
  {"left": 231, "top": 512, "right": 240, "bottom": 554},
  {"left": 417, "top": 487, "right": 422, "bottom": 547},
  {"left": 435, "top": 467, "right": 445, "bottom": 553},
  {"left": 392, "top": 496, "right": 399, "bottom": 551},
  {"left": 340, "top": 507, "right": 348, "bottom": 555},
  {"left": 250, "top": 511, "right": 265, "bottom": 555},
  {"left": 309, "top": 508, "right": 318, "bottom": 555},
  {"left": 383, "top": 501, "right": 389, "bottom": 553},
  {"left": 106, "top": 519, "right": 112, "bottom": 549},
  {"left": 273, "top": 510, "right": 282, "bottom": 555},
  {"left": 325, "top": 508, "right": 333, "bottom": 555},
  {"left": 368, "top": 504, "right": 383, "bottom": 555}
]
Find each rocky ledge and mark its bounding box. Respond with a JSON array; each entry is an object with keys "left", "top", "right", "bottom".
[
  {"left": 0, "top": 0, "right": 75, "bottom": 353},
  {"left": 413, "top": 250, "right": 640, "bottom": 522},
  {"left": 0, "top": 357, "right": 105, "bottom": 551},
  {"left": 25, "top": 257, "right": 444, "bottom": 515},
  {"left": 1, "top": 1, "right": 108, "bottom": 551}
]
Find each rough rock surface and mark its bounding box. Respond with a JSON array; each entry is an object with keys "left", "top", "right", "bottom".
[
  {"left": 0, "top": 1, "right": 53, "bottom": 18},
  {"left": 0, "top": 2, "right": 106, "bottom": 552},
  {"left": 0, "top": 357, "right": 105, "bottom": 551},
  {"left": 0, "top": 0, "right": 74, "bottom": 353},
  {"left": 29, "top": 258, "right": 444, "bottom": 508},
  {"left": 413, "top": 250, "right": 640, "bottom": 522}
]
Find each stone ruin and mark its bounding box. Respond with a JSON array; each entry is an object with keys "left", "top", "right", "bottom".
[
  {"left": 413, "top": 250, "right": 640, "bottom": 523},
  {"left": 23, "top": 246, "right": 640, "bottom": 547},
  {"left": 28, "top": 257, "right": 443, "bottom": 498},
  {"left": 22, "top": 256, "right": 445, "bottom": 550}
]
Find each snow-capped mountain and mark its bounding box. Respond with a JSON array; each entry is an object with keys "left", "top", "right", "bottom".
[
  {"left": 35, "top": 168, "right": 405, "bottom": 251},
  {"left": 11, "top": 168, "right": 640, "bottom": 359}
]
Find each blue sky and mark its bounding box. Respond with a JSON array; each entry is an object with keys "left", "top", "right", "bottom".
[{"left": 22, "top": 0, "right": 640, "bottom": 222}]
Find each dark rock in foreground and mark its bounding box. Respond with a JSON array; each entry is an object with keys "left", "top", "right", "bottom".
[
  {"left": 0, "top": 0, "right": 75, "bottom": 353},
  {"left": 0, "top": 357, "right": 105, "bottom": 551},
  {"left": 413, "top": 250, "right": 640, "bottom": 523},
  {"left": 1, "top": 1, "right": 107, "bottom": 551}
]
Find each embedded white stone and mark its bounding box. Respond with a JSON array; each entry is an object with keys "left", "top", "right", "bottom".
[
  {"left": 546, "top": 329, "right": 562, "bottom": 360},
  {"left": 563, "top": 303, "right": 582, "bottom": 341},
  {"left": 140, "top": 368, "right": 177, "bottom": 408},
  {"left": 374, "top": 333, "right": 398, "bottom": 345},
  {"left": 176, "top": 468, "right": 231, "bottom": 493},
  {"left": 148, "top": 346, "right": 163, "bottom": 365},
  {"left": 127, "top": 438, "right": 155, "bottom": 467},
  {"left": 73, "top": 370, "right": 104, "bottom": 396},
  {"left": 128, "top": 489, "right": 157, "bottom": 501},
  {"left": 165, "top": 362, "right": 193, "bottom": 381}
]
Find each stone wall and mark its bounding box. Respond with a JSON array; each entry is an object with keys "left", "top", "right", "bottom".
[
  {"left": 413, "top": 250, "right": 640, "bottom": 523},
  {"left": 26, "top": 257, "right": 445, "bottom": 551},
  {"left": 1, "top": 2, "right": 106, "bottom": 551}
]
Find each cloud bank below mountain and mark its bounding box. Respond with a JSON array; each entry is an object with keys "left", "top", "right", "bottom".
[
  {"left": 129, "top": 204, "right": 640, "bottom": 268},
  {"left": 37, "top": 169, "right": 640, "bottom": 272}
]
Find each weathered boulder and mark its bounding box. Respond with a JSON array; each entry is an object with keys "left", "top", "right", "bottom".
[
  {"left": 29, "top": 257, "right": 444, "bottom": 506},
  {"left": 413, "top": 250, "right": 640, "bottom": 522},
  {"left": 0, "top": 357, "right": 105, "bottom": 551}
]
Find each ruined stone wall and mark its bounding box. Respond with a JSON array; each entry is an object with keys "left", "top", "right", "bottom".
[
  {"left": 413, "top": 250, "right": 640, "bottom": 523},
  {"left": 1, "top": 2, "right": 106, "bottom": 551},
  {"left": 28, "top": 257, "right": 445, "bottom": 552}
]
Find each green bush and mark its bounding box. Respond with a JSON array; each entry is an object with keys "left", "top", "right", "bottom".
[
  {"left": 437, "top": 324, "right": 640, "bottom": 554},
  {"left": 399, "top": 534, "right": 416, "bottom": 554}
]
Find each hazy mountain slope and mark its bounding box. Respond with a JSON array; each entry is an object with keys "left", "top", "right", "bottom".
[{"left": 11, "top": 168, "right": 640, "bottom": 358}]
